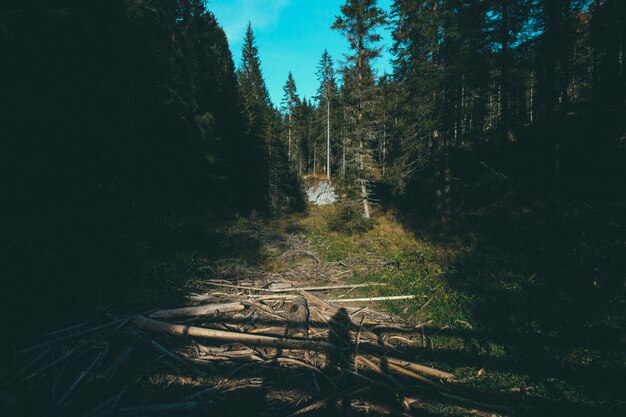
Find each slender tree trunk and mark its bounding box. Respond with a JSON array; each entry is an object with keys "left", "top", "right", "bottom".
[
  {"left": 288, "top": 113, "right": 292, "bottom": 160},
  {"left": 361, "top": 180, "right": 370, "bottom": 219},
  {"left": 382, "top": 126, "right": 386, "bottom": 177},
  {"left": 326, "top": 99, "right": 331, "bottom": 181},
  {"left": 500, "top": 3, "right": 510, "bottom": 140},
  {"left": 443, "top": 154, "right": 451, "bottom": 222},
  {"left": 342, "top": 130, "right": 346, "bottom": 179},
  {"left": 530, "top": 71, "right": 535, "bottom": 125},
  {"left": 356, "top": 51, "right": 371, "bottom": 219}
]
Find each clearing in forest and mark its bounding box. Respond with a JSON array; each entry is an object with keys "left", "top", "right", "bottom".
[{"left": 5, "top": 206, "right": 625, "bottom": 417}]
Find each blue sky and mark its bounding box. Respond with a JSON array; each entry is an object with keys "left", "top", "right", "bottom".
[{"left": 209, "top": 0, "right": 394, "bottom": 106}]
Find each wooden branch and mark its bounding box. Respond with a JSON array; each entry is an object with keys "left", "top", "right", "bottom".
[
  {"left": 382, "top": 356, "right": 454, "bottom": 380},
  {"left": 353, "top": 401, "right": 416, "bottom": 417},
  {"left": 15, "top": 347, "right": 51, "bottom": 379},
  {"left": 356, "top": 355, "right": 406, "bottom": 392},
  {"left": 353, "top": 316, "right": 365, "bottom": 371},
  {"left": 20, "top": 318, "right": 126, "bottom": 354},
  {"left": 23, "top": 342, "right": 85, "bottom": 381},
  {"left": 273, "top": 282, "right": 388, "bottom": 292},
  {"left": 134, "top": 315, "right": 333, "bottom": 351},
  {"left": 149, "top": 302, "right": 244, "bottom": 319},
  {"left": 204, "top": 281, "right": 387, "bottom": 293},
  {"left": 57, "top": 350, "right": 104, "bottom": 405},
  {"left": 285, "top": 386, "right": 370, "bottom": 417},
  {"left": 327, "top": 295, "right": 416, "bottom": 303},
  {"left": 116, "top": 401, "right": 215, "bottom": 415},
  {"left": 384, "top": 360, "right": 446, "bottom": 391},
  {"left": 437, "top": 392, "right": 513, "bottom": 416}
]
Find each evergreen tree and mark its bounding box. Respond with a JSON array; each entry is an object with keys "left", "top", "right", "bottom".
[
  {"left": 281, "top": 71, "right": 301, "bottom": 166},
  {"left": 315, "top": 50, "right": 339, "bottom": 181},
  {"left": 236, "top": 22, "right": 272, "bottom": 210},
  {"left": 333, "top": 0, "right": 387, "bottom": 219},
  {"left": 238, "top": 23, "right": 272, "bottom": 133}
]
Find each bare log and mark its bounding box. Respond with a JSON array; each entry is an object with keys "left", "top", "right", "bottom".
[
  {"left": 20, "top": 318, "right": 126, "bottom": 354},
  {"left": 437, "top": 392, "right": 513, "bottom": 416},
  {"left": 381, "top": 356, "right": 454, "bottom": 380},
  {"left": 149, "top": 302, "right": 244, "bottom": 319},
  {"left": 273, "top": 282, "right": 388, "bottom": 292},
  {"left": 383, "top": 360, "right": 447, "bottom": 391},
  {"left": 327, "top": 295, "right": 416, "bottom": 303},
  {"left": 134, "top": 315, "right": 333, "bottom": 351},
  {"left": 285, "top": 386, "right": 370, "bottom": 417},
  {"left": 116, "top": 401, "right": 215, "bottom": 415},
  {"left": 57, "top": 350, "right": 104, "bottom": 405},
  {"left": 356, "top": 355, "right": 406, "bottom": 392},
  {"left": 286, "top": 296, "right": 309, "bottom": 338},
  {"left": 204, "top": 281, "right": 387, "bottom": 293}
]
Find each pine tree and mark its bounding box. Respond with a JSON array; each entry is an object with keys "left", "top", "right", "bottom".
[
  {"left": 238, "top": 23, "right": 272, "bottom": 133},
  {"left": 281, "top": 71, "right": 301, "bottom": 166},
  {"left": 315, "top": 50, "right": 338, "bottom": 181},
  {"left": 237, "top": 22, "right": 272, "bottom": 210},
  {"left": 333, "top": 0, "right": 387, "bottom": 219},
  {"left": 484, "top": 0, "right": 536, "bottom": 138}
]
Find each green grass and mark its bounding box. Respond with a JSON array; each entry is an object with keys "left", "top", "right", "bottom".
[{"left": 278, "top": 203, "right": 626, "bottom": 416}]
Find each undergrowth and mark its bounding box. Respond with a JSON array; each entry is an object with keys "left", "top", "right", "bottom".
[{"left": 279, "top": 203, "right": 626, "bottom": 417}]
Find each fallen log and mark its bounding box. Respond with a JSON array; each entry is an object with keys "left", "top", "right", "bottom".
[
  {"left": 116, "top": 401, "right": 215, "bottom": 415},
  {"left": 20, "top": 318, "right": 126, "bottom": 354},
  {"left": 285, "top": 386, "right": 370, "bottom": 417},
  {"left": 149, "top": 302, "right": 245, "bottom": 319},
  {"left": 381, "top": 356, "right": 454, "bottom": 380},
  {"left": 134, "top": 315, "right": 334, "bottom": 351},
  {"left": 327, "top": 295, "right": 416, "bottom": 303},
  {"left": 204, "top": 281, "right": 388, "bottom": 293},
  {"left": 286, "top": 296, "right": 309, "bottom": 338},
  {"left": 384, "top": 360, "right": 447, "bottom": 391},
  {"left": 272, "top": 282, "right": 388, "bottom": 293}
]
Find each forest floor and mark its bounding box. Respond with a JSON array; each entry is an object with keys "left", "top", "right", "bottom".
[{"left": 3, "top": 201, "right": 625, "bottom": 417}]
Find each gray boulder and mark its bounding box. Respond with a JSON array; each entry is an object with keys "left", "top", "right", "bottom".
[{"left": 306, "top": 181, "right": 338, "bottom": 205}]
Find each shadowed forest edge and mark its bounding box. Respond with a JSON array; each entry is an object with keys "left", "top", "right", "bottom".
[{"left": 1, "top": 1, "right": 625, "bottom": 416}]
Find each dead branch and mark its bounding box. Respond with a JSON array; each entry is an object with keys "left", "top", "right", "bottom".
[
  {"left": 57, "top": 350, "right": 104, "bottom": 405},
  {"left": 382, "top": 356, "right": 454, "bottom": 380},
  {"left": 327, "top": 295, "right": 416, "bottom": 303},
  {"left": 284, "top": 386, "right": 370, "bottom": 417},
  {"left": 134, "top": 315, "right": 334, "bottom": 351},
  {"left": 149, "top": 302, "right": 244, "bottom": 319},
  {"left": 115, "top": 401, "right": 215, "bottom": 415}
]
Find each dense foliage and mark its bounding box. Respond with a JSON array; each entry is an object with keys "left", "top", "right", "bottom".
[
  {"left": 0, "top": 0, "right": 290, "bottom": 326},
  {"left": 1, "top": 0, "right": 624, "bottom": 336}
]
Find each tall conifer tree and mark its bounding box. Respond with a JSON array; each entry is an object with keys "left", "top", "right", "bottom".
[
  {"left": 281, "top": 71, "right": 301, "bottom": 166},
  {"left": 315, "top": 50, "right": 338, "bottom": 181},
  {"left": 237, "top": 23, "right": 272, "bottom": 210},
  {"left": 333, "top": 0, "right": 387, "bottom": 219}
]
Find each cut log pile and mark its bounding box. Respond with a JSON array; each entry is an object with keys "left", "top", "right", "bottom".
[{"left": 6, "top": 279, "right": 512, "bottom": 416}]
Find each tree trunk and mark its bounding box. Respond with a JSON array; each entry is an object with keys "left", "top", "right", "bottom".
[
  {"left": 327, "top": 99, "right": 331, "bottom": 181},
  {"left": 361, "top": 179, "right": 371, "bottom": 219},
  {"left": 288, "top": 113, "right": 292, "bottom": 161}
]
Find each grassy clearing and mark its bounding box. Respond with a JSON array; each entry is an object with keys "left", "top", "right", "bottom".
[
  {"left": 11, "top": 201, "right": 619, "bottom": 416},
  {"left": 273, "top": 203, "right": 625, "bottom": 416}
]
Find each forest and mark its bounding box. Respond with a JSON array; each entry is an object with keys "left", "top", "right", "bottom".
[{"left": 1, "top": 1, "right": 625, "bottom": 416}]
